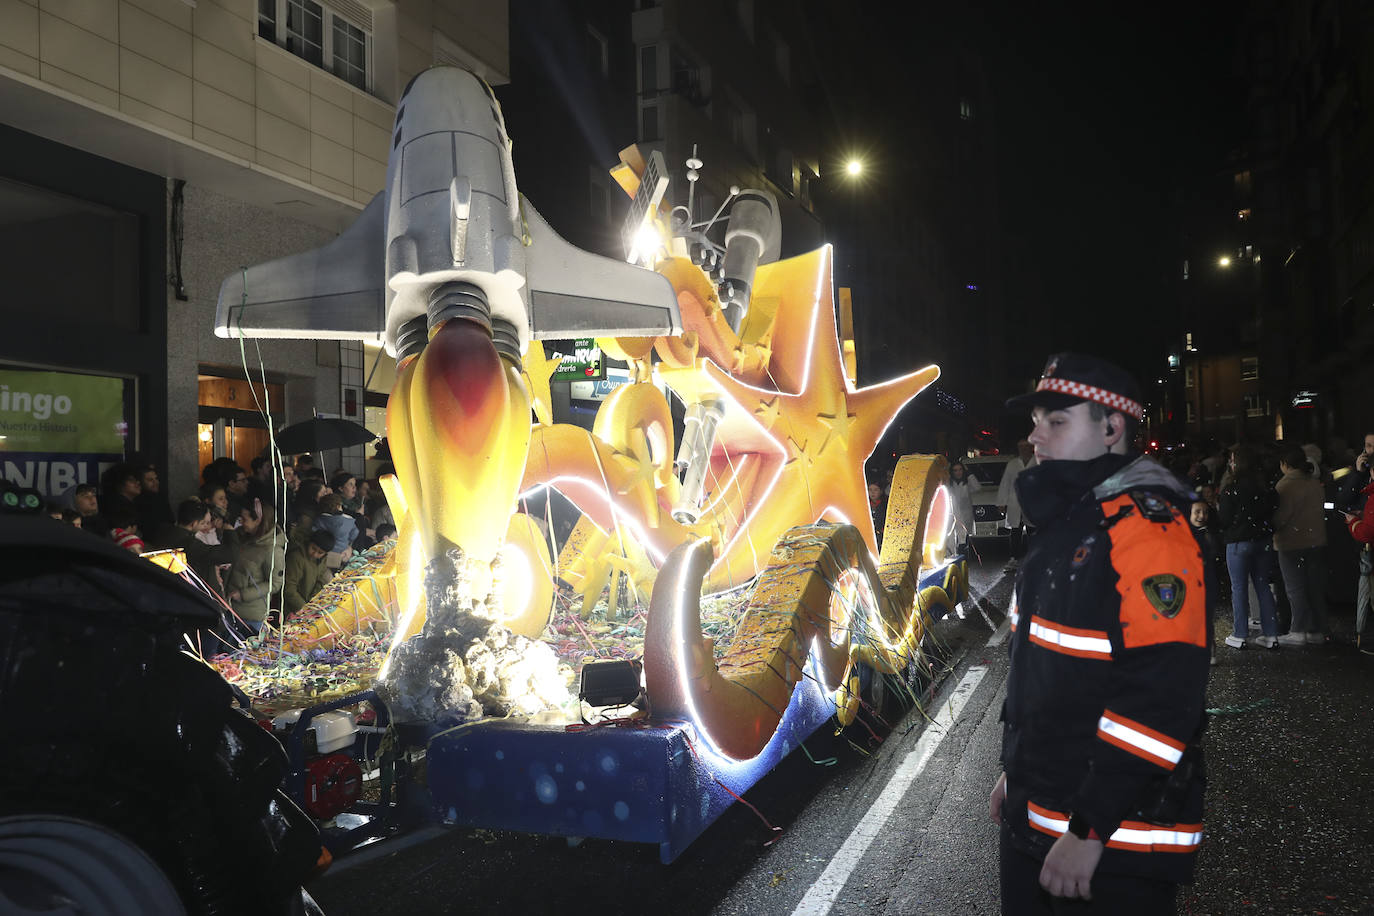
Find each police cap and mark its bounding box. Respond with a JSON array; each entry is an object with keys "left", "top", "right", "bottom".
[{"left": 1005, "top": 352, "right": 1144, "bottom": 420}]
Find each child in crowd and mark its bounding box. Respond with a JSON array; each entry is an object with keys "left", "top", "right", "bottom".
[
  {"left": 312, "top": 493, "right": 358, "bottom": 571},
  {"left": 1190, "top": 500, "right": 1223, "bottom": 602},
  {"left": 199, "top": 503, "right": 225, "bottom": 545},
  {"left": 375, "top": 523, "right": 397, "bottom": 542},
  {"left": 107, "top": 505, "right": 145, "bottom": 555}
]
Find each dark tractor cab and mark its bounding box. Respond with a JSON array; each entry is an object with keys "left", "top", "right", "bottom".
[{"left": 0, "top": 516, "right": 325, "bottom": 915}]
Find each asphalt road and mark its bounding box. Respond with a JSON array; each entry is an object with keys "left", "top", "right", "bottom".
[{"left": 308, "top": 542, "right": 1374, "bottom": 915}]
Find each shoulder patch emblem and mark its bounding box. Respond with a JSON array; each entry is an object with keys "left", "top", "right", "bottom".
[
  {"left": 1142, "top": 574, "right": 1187, "bottom": 617},
  {"left": 1071, "top": 535, "right": 1097, "bottom": 567},
  {"left": 1131, "top": 491, "right": 1176, "bottom": 523}
]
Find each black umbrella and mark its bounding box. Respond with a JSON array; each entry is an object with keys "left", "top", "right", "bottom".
[{"left": 274, "top": 417, "right": 376, "bottom": 454}]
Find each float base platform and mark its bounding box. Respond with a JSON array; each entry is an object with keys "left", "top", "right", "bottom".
[
  {"left": 425, "top": 558, "right": 966, "bottom": 863},
  {"left": 427, "top": 666, "right": 834, "bottom": 863}
]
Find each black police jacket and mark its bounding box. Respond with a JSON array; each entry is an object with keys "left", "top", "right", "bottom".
[{"left": 1000, "top": 453, "right": 1210, "bottom": 885}]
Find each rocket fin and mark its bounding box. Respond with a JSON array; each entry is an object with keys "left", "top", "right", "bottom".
[
  {"left": 522, "top": 196, "right": 682, "bottom": 340},
  {"left": 215, "top": 192, "right": 387, "bottom": 341}
]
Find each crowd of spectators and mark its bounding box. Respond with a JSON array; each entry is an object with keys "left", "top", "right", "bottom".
[
  {"left": 32, "top": 444, "right": 398, "bottom": 634},
  {"left": 1164, "top": 436, "right": 1373, "bottom": 655},
  {"left": 870, "top": 432, "right": 1374, "bottom": 656}
]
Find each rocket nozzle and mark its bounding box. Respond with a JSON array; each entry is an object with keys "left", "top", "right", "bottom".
[
  {"left": 395, "top": 316, "right": 429, "bottom": 362},
  {"left": 428, "top": 281, "right": 492, "bottom": 334},
  {"left": 425, "top": 281, "right": 521, "bottom": 366}
]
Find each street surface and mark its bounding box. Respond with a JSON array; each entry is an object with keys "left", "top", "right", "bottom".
[{"left": 309, "top": 543, "right": 1374, "bottom": 915}]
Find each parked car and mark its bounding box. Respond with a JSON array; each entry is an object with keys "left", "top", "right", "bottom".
[
  {"left": 0, "top": 516, "right": 326, "bottom": 914},
  {"left": 965, "top": 456, "right": 1014, "bottom": 541}
]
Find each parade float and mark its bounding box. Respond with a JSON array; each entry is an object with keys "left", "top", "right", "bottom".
[{"left": 209, "top": 67, "right": 967, "bottom": 862}]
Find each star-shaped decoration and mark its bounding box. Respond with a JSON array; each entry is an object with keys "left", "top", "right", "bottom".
[
  {"left": 818, "top": 408, "right": 857, "bottom": 448},
  {"left": 693, "top": 246, "right": 939, "bottom": 589},
  {"left": 610, "top": 449, "right": 658, "bottom": 495},
  {"left": 754, "top": 396, "right": 781, "bottom": 427},
  {"left": 782, "top": 434, "right": 814, "bottom": 469}
]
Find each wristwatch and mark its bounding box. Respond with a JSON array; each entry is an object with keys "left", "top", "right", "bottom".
[{"left": 1067, "top": 812, "right": 1099, "bottom": 841}]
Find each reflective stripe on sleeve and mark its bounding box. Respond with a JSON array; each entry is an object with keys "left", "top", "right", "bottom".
[
  {"left": 1027, "top": 615, "right": 1113, "bottom": 660},
  {"left": 1026, "top": 802, "right": 1201, "bottom": 853},
  {"left": 1025, "top": 802, "right": 1070, "bottom": 837},
  {"left": 1098, "top": 710, "right": 1186, "bottom": 769}
]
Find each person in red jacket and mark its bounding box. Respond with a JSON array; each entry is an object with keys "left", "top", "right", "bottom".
[
  {"left": 1342, "top": 460, "right": 1374, "bottom": 544},
  {"left": 1343, "top": 458, "right": 1374, "bottom": 655},
  {"left": 990, "top": 353, "right": 1210, "bottom": 914}
]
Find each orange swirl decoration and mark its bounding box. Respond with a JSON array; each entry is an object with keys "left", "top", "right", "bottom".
[{"left": 643, "top": 455, "right": 951, "bottom": 760}]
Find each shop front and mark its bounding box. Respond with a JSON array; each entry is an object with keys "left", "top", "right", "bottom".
[{"left": 0, "top": 127, "right": 167, "bottom": 495}]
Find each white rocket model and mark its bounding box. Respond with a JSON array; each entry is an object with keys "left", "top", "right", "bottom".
[{"left": 215, "top": 67, "right": 680, "bottom": 363}]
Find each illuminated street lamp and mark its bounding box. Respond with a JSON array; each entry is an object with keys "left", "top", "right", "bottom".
[
  {"left": 1217, "top": 255, "right": 1232, "bottom": 268},
  {"left": 846, "top": 159, "right": 863, "bottom": 177}
]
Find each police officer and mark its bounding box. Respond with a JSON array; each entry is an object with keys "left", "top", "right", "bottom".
[{"left": 988, "top": 353, "right": 1210, "bottom": 914}]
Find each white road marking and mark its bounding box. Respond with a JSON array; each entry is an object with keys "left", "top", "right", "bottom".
[
  {"left": 966, "top": 566, "right": 1012, "bottom": 632},
  {"left": 790, "top": 665, "right": 989, "bottom": 916},
  {"left": 985, "top": 615, "right": 1011, "bottom": 647},
  {"left": 973, "top": 596, "right": 997, "bottom": 632},
  {"left": 977, "top": 566, "right": 1015, "bottom": 641}
]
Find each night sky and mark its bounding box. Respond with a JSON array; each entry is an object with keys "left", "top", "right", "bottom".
[{"left": 809, "top": 1, "right": 1245, "bottom": 394}]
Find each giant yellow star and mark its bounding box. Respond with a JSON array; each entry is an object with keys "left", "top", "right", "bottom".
[
  {"left": 669, "top": 246, "right": 938, "bottom": 590},
  {"left": 518, "top": 245, "right": 937, "bottom": 596}
]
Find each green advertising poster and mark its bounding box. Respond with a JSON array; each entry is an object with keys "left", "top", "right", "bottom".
[
  {"left": 0, "top": 369, "right": 126, "bottom": 454},
  {"left": 552, "top": 338, "right": 605, "bottom": 382}
]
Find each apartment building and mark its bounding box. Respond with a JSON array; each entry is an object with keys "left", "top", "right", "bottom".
[{"left": 0, "top": 0, "right": 508, "bottom": 498}]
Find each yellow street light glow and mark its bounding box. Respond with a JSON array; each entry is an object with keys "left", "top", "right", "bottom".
[
  {"left": 1217, "top": 256, "right": 1232, "bottom": 268},
  {"left": 845, "top": 159, "right": 863, "bottom": 177}
]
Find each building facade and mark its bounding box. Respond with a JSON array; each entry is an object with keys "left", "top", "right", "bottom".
[
  {"left": 495, "top": 0, "right": 828, "bottom": 432},
  {"left": 0, "top": 0, "right": 508, "bottom": 500},
  {"left": 629, "top": 0, "right": 824, "bottom": 259},
  {"left": 1232, "top": 0, "right": 1374, "bottom": 447}
]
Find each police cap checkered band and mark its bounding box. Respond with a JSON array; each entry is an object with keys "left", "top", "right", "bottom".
[
  {"left": 1005, "top": 352, "right": 1144, "bottom": 419},
  {"left": 1035, "top": 377, "right": 1144, "bottom": 420}
]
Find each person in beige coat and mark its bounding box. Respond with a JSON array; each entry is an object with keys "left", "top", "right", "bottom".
[
  {"left": 1273, "top": 445, "right": 1329, "bottom": 646},
  {"left": 225, "top": 498, "right": 287, "bottom": 636}
]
